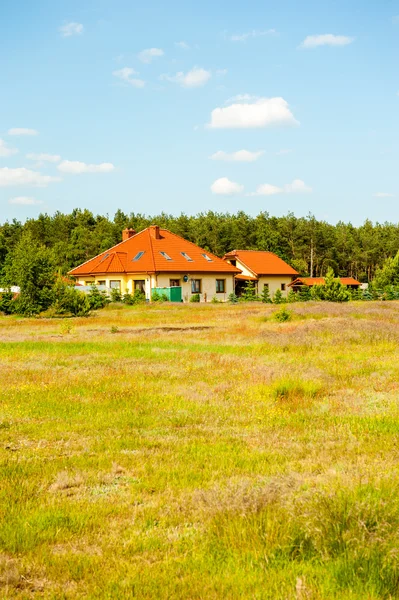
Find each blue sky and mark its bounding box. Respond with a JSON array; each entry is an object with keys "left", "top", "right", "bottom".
[{"left": 1, "top": 0, "right": 398, "bottom": 225}]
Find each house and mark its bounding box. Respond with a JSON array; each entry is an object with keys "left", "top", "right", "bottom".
[
  {"left": 223, "top": 250, "right": 298, "bottom": 297},
  {"left": 69, "top": 226, "right": 240, "bottom": 302},
  {"left": 288, "top": 277, "right": 361, "bottom": 292}
]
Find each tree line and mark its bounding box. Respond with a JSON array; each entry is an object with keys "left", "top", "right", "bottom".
[{"left": 1, "top": 208, "right": 399, "bottom": 282}]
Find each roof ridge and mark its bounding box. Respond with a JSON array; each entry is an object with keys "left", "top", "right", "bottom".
[
  {"left": 69, "top": 229, "right": 143, "bottom": 272},
  {"left": 163, "top": 228, "right": 225, "bottom": 262}
]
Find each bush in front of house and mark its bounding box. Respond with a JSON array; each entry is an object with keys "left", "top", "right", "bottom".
[
  {"left": 228, "top": 292, "right": 238, "bottom": 304},
  {"left": 190, "top": 293, "right": 200, "bottom": 303},
  {"left": 272, "top": 289, "right": 285, "bottom": 304},
  {"left": 240, "top": 281, "right": 259, "bottom": 302},
  {"left": 110, "top": 288, "right": 122, "bottom": 303},
  {"left": 152, "top": 290, "right": 168, "bottom": 302},
  {"left": 88, "top": 285, "right": 110, "bottom": 309},
  {"left": 260, "top": 286, "right": 272, "bottom": 303},
  {"left": 123, "top": 290, "right": 146, "bottom": 305}
]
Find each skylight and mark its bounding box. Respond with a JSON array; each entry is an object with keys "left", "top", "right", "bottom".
[
  {"left": 160, "top": 251, "right": 172, "bottom": 261},
  {"left": 181, "top": 251, "right": 193, "bottom": 262},
  {"left": 132, "top": 251, "right": 145, "bottom": 262},
  {"left": 99, "top": 253, "right": 110, "bottom": 263},
  {"left": 202, "top": 253, "right": 213, "bottom": 262}
]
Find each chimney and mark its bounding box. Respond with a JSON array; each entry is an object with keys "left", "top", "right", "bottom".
[
  {"left": 150, "top": 225, "right": 161, "bottom": 240},
  {"left": 122, "top": 228, "right": 136, "bottom": 241}
]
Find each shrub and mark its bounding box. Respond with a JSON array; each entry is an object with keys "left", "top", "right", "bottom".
[
  {"left": 228, "top": 292, "right": 238, "bottom": 304},
  {"left": 190, "top": 293, "right": 200, "bottom": 303},
  {"left": 298, "top": 286, "right": 311, "bottom": 302},
  {"left": 241, "top": 281, "right": 259, "bottom": 302},
  {"left": 260, "top": 286, "right": 272, "bottom": 303},
  {"left": 286, "top": 289, "right": 298, "bottom": 303},
  {"left": 0, "top": 289, "right": 16, "bottom": 315},
  {"left": 110, "top": 288, "right": 122, "bottom": 303},
  {"left": 273, "top": 307, "right": 292, "bottom": 322},
  {"left": 273, "top": 289, "right": 284, "bottom": 304},
  {"left": 89, "top": 285, "right": 110, "bottom": 309},
  {"left": 211, "top": 296, "right": 220, "bottom": 303}
]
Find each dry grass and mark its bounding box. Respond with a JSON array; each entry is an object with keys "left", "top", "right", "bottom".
[{"left": 1, "top": 300, "right": 399, "bottom": 598}]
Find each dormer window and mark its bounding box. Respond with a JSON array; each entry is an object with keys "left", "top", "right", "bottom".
[
  {"left": 202, "top": 253, "right": 213, "bottom": 262},
  {"left": 132, "top": 251, "right": 145, "bottom": 262},
  {"left": 160, "top": 251, "right": 172, "bottom": 261},
  {"left": 181, "top": 252, "right": 193, "bottom": 262}
]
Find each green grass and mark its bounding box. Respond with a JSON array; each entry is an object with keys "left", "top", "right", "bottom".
[{"left": 1, "top": 300, "right": 399, "bottom": 598}]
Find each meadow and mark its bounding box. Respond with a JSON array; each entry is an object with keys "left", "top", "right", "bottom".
[{"left": 1, "top": 301, "right": 399, "bottom": 599}]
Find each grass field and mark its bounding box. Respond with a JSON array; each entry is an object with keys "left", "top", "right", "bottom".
[{"left": 2, "top": 301, "right": 399, "bottom": 599}]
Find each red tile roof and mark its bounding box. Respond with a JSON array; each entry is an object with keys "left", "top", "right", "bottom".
[
  {"left": 223, "top": 250, "right": 298, "bottom": 276},
  {"left": 69, "top": 226, "right": 241, "bottom": 276},
  {"left": 289, "top": 277, "right": 361, "bottom": 287}
]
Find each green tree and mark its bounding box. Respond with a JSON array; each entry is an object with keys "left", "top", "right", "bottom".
[
  {"left": 260, "top": 285, "right": 272, "bottom": 303},
  {"left": 241, "top": 280, "right": 258, "bottom": 302},
  {"left": 2, "top": 232, "right": 55, "bottom": 315},
  {"left": 273, "top": 289, "right": 284, "bottom": 304},
  {"left": 321, "top": 268, "right": 350, "bottom": 302},
  {"left": 373, "top": 251, "right": 399, "bottom": 289}
]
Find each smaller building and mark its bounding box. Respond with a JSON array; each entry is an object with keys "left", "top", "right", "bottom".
[
  {"left": 223, "top": 250, "right": 298, "bottom": 298},
  {"left": 289, "top": 276, "right": 361, "bottom": 292}
]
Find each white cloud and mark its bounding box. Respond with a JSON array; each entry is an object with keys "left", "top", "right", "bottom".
[
  {"left": 59, "top": 22, "right": 84, "bottom": 37},
  {"left": 209, "top": 97, "right": 298, "bottom": 129},
  {"left": 57, "top": 160, "right": 115, "bottom": 174},
  {"left": 8, "top": 196, "right": 43, "bottom": 205},
  {"left": 26, "top": 153, "right": 61, "bottom": 163},
  {"left": 138, "top": 48, "right": 164, "bottom": 63},
  {"left": 300, "top": 34, "right": 354, "bottom": 48},
  {"left": 160, "top": 67, "right": 211, "bottom": 88},
  {"left": 284, "top": 179, "right": 312, "bottom": 193},
  {"left": 175, "top": 41, "right": 189, "bottom": 49},
  {"left": 373, "top": 192, "right": 394, "bottom": 198},
  {"left": 112, "top": 67, "right": 145, "bottom": 88},
  {"left": 211, "top": 177, "right": 244, "bottom": 195},
  {"left": 0, "top": 139, "right": 18, "bottom": 158},
  {"left": 8, "top": 128, "right": 38, "bottom": 136},
  {"left": 251, "top": 183, "right": 283, "bottom": 196},
  {"left": 0, "top": 167, "right": 60, "bottom": 187},
  {"left": 276, "top": 148, "right": 293, "bottom": 155},
  {"left": 210, "top": 150, "right": 264, "bottom": 162},
  {"left": 250, "top": 179, "right": 312, "bottom": 196},
  {"left": 229, "top": 29, "right": 276, "bottom": 42}
]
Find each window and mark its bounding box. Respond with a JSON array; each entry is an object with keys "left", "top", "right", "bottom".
[
  {"left": 160, "top": 251, "right": 172, "bottom": 261},
  {"left": 99, "top": 253, "right": 110, "bottom": 263},
  {"left": 85, "top": 281, "right": 94, "bottom": 286},
  {"left": 134, "top": 280, "right": 145, "bottom": 293},
  {"left": 229, "top": 259, "right": 236, "bottom": 266},
  {"left": 191, "top": 279, "right": 201, "bottom": 293},
  {"left": 263, "top": 283, "right": 269, "bottom": 290},
  {"left": 132, "top": 251, "right": 145, "bottom": 262},
  {"left": 216, "top": 279, "right": 225, "bottom": 293},
  {"left": 181, "top": 252, "right": 193, "bottom": 262},
  {"left": 97, "top": 280, "right": 106, "bottom": 286},
  {"left": 170, "top": 279, "right": 181, "bottom": 287},
  {"left": 202, "top": 253, "right": 213, "bottom": 262},
  {"left": 281, "top": 283, "right": 286, "bottom": 291},
  {"left": 110, "top": 280, "right": 121, "bottom": 290}
]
